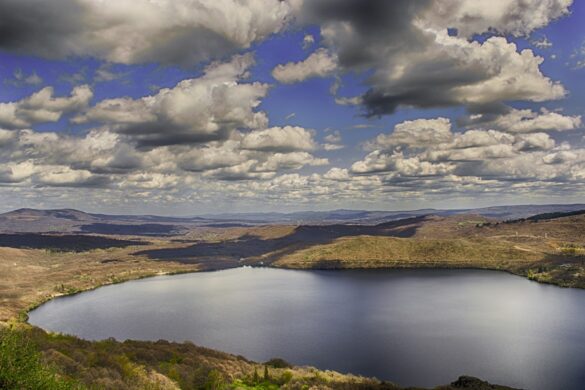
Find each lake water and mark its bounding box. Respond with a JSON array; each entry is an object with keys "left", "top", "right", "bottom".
[{"left": 29, "top": 268, "right": 585, "bottom": 389}]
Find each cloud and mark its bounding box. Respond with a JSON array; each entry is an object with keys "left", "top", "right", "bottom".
[
  {"left": 272, "top": 48, "right": 338, "bottom": 84},
  {"left": 0, "top": 85, "right": 92, "bottom": 128},
  {"left": 0, "top": 124, "right": 329, "bottom": 189},
  {"left": 0, "top": 51, "right": 334, "bottom": 194},
  {"left": 323, "top": 167, "right": 350, "bottom": 181},
  {"left": 302, "top": 34, "right": 315, "bottom": 50},
  {"left": 570, "top": 40, "right": 585, "bottom": 69},
  {"left": 424, "top": 0, "right": 572, "bottom": 38},
  {"left": 352, "top": 150, "right": 455, "bottom": 176},
  {"left": 324, "top": 131, "right": 341, "bottom": 144},
  {"left": 464, "top": 108, "right": 582, "bottom": 133},
  {"left": 366, "top": 118, "right": 453, "bottom": 150},
  {"left": 0, "top": 129, "right": 17, "bottom": 147},
  {"left": 177, "top": 141, "right": 247, "bottom": 173},
  {"left": 321, "top": 130, "right": 344, "bottom": 151},
  {"left": 0, "top": 157, "right": 111, "bottom": 188},
  {"left": 349, "top": 116, "right": 585, "bottom": 194},
  {"left": 0, "top": 0, "right": 582, "bottom": 211},
  {"left": 241, "top": 126, "right": 317, "bottom": 152},
  {"left": 361, "top": 34, "right": 565, "bottom": 115},
  {"left": 94, "top": 64, "right": 129, "bottom": 83},
  {"left": 532, "top": 36, "right": 553, "bottom": 49},
  {"left": 175, "top": 141, "right": 325, "bottom": 179},
  {"left": 5, "top": 128, "right": 134, "bottom": 174},
  {"left": 0, "top": 0, "right": 301, "bottom": 66},
  {"left": 35, "top": 166, "right": 110, "bottom": 188},
  {"left": 5, "top": 69, "right": 43, "bottom": 87},
  {"left": 298, "top": 0, "right": 570, "bottom": 115},
  {"left": 256, "top": 152, "right": 328, "bottom": 172},
  {"left": 0, "top": 161, "right": 36, "bottom": 184},
  {"left": 75, "top": 54, "right": 269, "bottom": 147},
  {"left": 203, "top": 161, "right": 275, "bottom": 181},
  {"left": 352, "top": 124, "right": 376, "bottom": 129},
  {"left": 323, "top": 143, "right": 345, "bottom": 151},
  {"left": 515, "top": 133, "right": 556, "bottom": 151}
]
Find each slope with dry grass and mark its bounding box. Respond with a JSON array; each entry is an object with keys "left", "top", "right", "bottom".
[{"left": 272, "top": 214, "right": 585, "bottom": 288}]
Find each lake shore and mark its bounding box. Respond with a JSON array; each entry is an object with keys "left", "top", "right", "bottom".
[
  {"left": 28, "top": 267, "right": 585, "bottom": 390},
  {"left": 6, "top": 265, "right": 525, "bottom": 390}
]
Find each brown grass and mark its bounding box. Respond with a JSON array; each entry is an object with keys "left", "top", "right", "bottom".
[
  {"left": 0, "top": 242, "right": 198, "bottom": 322},
  {"left": 275, "top": 236, "right": 544, "bottom": 268}
]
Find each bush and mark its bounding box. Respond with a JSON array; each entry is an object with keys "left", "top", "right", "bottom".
[
  {"left": 0, "top": 329, "right": 80, "bottom": 390},
  {"left": 264, "top": 358, "right": 291, "bottom": 369}
]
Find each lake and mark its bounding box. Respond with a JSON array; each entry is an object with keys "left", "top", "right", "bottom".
[{"left": 28, "top": 268, "right": 585, "bottom": 389}]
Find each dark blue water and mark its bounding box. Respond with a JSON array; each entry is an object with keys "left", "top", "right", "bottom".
[{"left": 29, "top": 268, "right": 585, "bottom": 389}]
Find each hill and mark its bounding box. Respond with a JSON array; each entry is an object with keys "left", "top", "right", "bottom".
[
  {"left": 270, "top": 213, "right": 585, "bottom": 288},
  {"left": 0, "top": 208, "right": 198, "bottom": 235},
  {"left": 3, "top": 203, "right": 585, "bottom": 234}
]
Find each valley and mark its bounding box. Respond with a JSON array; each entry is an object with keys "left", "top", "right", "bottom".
[{"left": 1, "top": 205, "right": 584, "bottom": 389}]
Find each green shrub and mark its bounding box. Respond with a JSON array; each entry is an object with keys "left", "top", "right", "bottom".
[
  {"left": 279, "top": 370, "right": 293, "bottom": 384},
  {"left": 0, "top": 329, "right": 80, "bottom": 390},
  {"left": 204, "top": 369, "right": 225, "bottom": 390}
]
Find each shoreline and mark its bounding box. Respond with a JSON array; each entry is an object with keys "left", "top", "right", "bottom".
[
  {"left": 2, "top": 259, "right": 562, "bottom": 389},
  {"left": 21, "top": 260, "right": 583, "bottom": 324}
]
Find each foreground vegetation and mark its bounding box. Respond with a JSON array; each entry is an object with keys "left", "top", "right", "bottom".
[{"left": 0, "top": 326, "right": 79, "bottom": 390}]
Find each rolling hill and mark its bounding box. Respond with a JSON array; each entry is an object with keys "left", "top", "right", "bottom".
[{"left": 2, "top": 203, "right": 585, "bottom": 234}]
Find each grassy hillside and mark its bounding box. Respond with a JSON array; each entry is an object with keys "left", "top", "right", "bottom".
[
  {"left": 273, "top": 231, "right": 585, "bottom": 288},
  {"left": 275, "top": 236, "right": 544, "bottom": 269},
  {"left": 0, "top": 244, "right": 199, "bottom": 322}
]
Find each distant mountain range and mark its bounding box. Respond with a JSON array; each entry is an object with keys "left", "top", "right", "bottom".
[
  {"left": 1, "top": 203, "right": 585, "bottom": 234},
  {"left": 201, "top": 204, "right": 585, "bottom": 223}
]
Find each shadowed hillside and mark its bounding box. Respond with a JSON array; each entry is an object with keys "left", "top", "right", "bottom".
[
  {"left": 0, "top": 208, "right": 203, "bottom": 235},
  {"left": 79, "top": 223, "right": 185, "bottom": 236},
  {"left": 0, "top": 234, "right": 145, "bottom": 252},
  {"left": 134, "top": 216, "right": 429, "bottom": 268}
]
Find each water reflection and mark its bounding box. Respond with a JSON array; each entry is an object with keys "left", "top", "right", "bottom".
[{"left": 29, "top": 268, "right": 585, "bottom": 390}]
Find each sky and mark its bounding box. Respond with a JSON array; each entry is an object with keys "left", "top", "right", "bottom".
[{"left": 0, "top": 0, "right": 584, "bottom": 215}]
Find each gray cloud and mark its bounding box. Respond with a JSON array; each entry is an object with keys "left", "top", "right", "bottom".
[
  {"left": 0, "top": 0, "right": 300, "bottom": 66},
  {"left": 294, "top": 0, "right": 571, "bottom": 115}
]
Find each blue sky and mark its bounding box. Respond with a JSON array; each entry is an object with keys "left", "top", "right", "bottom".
[{"left": 0, "top": 0, "right": 584, "bottom": 215}]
